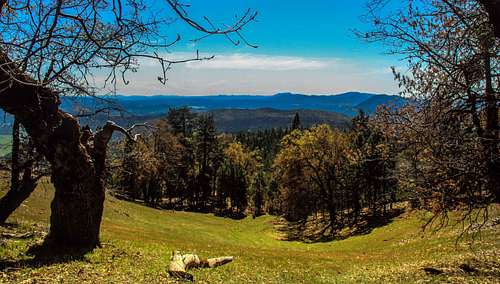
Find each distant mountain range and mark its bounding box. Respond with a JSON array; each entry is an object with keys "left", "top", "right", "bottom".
[
  {"left": 61, "top": 92, "right": 407, "bottom": 117},
  {"left": 0, "top": 92, "right": 408, "bottom": 134}
]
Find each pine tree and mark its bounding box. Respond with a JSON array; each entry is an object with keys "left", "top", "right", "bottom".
[
  {"left": 167, "top": 107, "right": 196, "bottom": 136},
  {"left": 291, "top": 112, "right": 301, "bottom": 130},
  {"left": 192, "top": 114, "right": 221, "bottom": 210}
]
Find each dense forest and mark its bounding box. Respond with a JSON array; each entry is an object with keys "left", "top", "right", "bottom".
[{"left": 104, "top": 108, "right": 400, "bottom": 240}]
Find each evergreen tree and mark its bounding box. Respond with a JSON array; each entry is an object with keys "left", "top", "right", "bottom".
[
  {"left": 350, "top": 110, "right": 396, "bottom": 219},
  {"left": 291, "top": 112, "right": 301, "bottom": 130},
  {"left": 251, "top": 171, "right": 265, "bottom": 218},
  {"left": 167, "top": 107, "right": 196, "bottom": 136},
  {"left": 192, "top": 114, "right": 221, "bottom": 210}
]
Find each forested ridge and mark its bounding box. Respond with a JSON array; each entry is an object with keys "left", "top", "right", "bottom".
[{"left": 106, "top": 108, "right": 400, "bottom": 240}]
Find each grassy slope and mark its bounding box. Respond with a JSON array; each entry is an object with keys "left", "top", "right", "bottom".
[
  {"left": 0, "top": 135, "right": 11, "bottom": 157},
  {"left": 0, "top": 180, "right": 499, "bottom": 283}
]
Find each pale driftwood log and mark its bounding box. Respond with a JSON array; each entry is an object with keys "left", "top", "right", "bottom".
[
  {"left": 0, "top": 232, "right": 34, "bottom": 239},
  {"left": 168, "top": 250, "right": 234, "bottom": 281}
]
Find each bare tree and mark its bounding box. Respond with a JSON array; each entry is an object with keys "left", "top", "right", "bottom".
[
  {"left": 362, "top": 0, "right": 499, "bottom": 231},
  {"left": 0, "top": 0, "right": 256, "bottom": 248}
]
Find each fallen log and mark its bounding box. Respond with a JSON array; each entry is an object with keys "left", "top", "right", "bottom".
[
  {"left": 168, "top": 250, "right": 234, "bottom": 281},
  {"left": 0, "top": 232, "right": 34, "bottom": 239}
]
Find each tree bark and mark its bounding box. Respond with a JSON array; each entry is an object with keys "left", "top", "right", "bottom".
[
  {"left": 482, "top": 47, "right": 500, "bottom": 203},
  {"left": 477, "top": 0, "right": 500, "bottom": 39},
  {"left": 10, "top": 118, "right": 20, "bottom": 191},
  {"left": 0, "top": 52, "right": 129, "bottom": 248}
]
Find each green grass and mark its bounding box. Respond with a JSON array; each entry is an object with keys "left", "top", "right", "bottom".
[
  {"left": 0, "top": 178, "right": 499, "bottom": 283},
  {"left": 0, "top": 135, "right": 11, "bottom": 157}
]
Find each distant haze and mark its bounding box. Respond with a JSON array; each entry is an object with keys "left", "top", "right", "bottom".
[
  {"left": 62, "top": 92, "right": 408, "bottom": 117},
  {"left": 96, "top": 54, "right": 401, "bottom": 96}
]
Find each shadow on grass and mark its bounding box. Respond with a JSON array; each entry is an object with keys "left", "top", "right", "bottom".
[
  {"left": 276, "top": 208, "right": 405, "bottom": 243},
  {"left": 214, "top": 209, "right": 246, "bottom": 220},
  {"left": 0, "top": 237, "right": 92, "bottom": 271},
  {"left": 422, "top": 259, "right": 500, "bottom": 279}
]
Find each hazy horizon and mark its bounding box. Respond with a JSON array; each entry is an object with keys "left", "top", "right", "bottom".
[{"left": 101, "top": 90, "right": 395, "bottom": 98}]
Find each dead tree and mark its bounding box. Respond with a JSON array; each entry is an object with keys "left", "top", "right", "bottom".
[
  {"left": 0, "top": 1, "right": 256, "bottom": 247},
  {"left": 362, "top": 0, "right": 499, "bottom": 233}
]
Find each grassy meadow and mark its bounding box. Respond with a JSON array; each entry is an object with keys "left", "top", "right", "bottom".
[
  {"left": 0, "top": 135, "right": 11, "bottom": 157},
  {"left": 0, "top": 177, "right": 499, "bottom": 283}
]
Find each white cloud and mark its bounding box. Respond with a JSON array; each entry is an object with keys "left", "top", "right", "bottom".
[
  {"left": 93, "top": 53, "right": 401, "bottom": 96},
  {"left": 185, "top": 54, "right": 330, "bottom": 71}
]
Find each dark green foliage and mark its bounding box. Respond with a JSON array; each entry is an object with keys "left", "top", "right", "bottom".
[
  {"left": 167, "top": 107, "right": 196, "bottom": 136},
  {"left": 350, "top": 110, "right": 397, "bottom": 219},
  {"left": 236, "top": 128, "right": 288, "bottom": 170},
  {"left": 112, "top": 108, "right": 255, "bottom": 216},
  {"left": 192, "top": 114, "right": 223, "bottom": 210},
  {"left": 291, "top": 112, "right": 301, "bottom": 130},
  {"left": 109, "top": 107, "right": 400, "bottom": 230},
  {"left": 272, "top": 119, "right": 399, "bottom": 239},
  {"left": 251, "top": 172, "right": 265, "bottom": 217},
  {"left": 218, "top": 163, "right": 247, "bottom": 215}
]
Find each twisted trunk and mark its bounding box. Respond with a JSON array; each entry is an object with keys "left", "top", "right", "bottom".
[{"left": 0, "top": 52, "right": 128, "bottom": 247}]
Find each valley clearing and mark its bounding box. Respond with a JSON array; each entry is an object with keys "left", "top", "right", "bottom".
[{"left": 0, "top": 181, "right": 499, "bottom": 283}]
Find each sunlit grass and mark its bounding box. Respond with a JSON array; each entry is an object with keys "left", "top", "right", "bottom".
[
  {"left": 0, "top": 179, "right": 498, "bottom": 283},
  {"left": 0, "top": 135, "right": 12, "bottom": 157}
]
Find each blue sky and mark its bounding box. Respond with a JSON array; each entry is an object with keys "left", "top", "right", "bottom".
[{"left": 109, "top": 0, "right": 402, "bottom": 96}]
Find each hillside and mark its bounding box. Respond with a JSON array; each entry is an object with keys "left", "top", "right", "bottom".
[
  {"left": 69, "top": 108, "right": 350, "bottom": 135},
  {"left": 0, "top": 108, "right": 348, "bottom": 156},
  {"left": 1, "top": 180, "right": 498, "bottom": 283},
  {"left": 356, "top": 94, "right": 409, "bottom": 114},
  {"left": 209, "top": 108, "right": 350, "bottom": 132},
  {"left": 0, "top": 92, "right": 407, "bottom": 135}
]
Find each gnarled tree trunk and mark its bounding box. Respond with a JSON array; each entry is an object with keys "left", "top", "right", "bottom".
[{"left": 0, "top": 52, "right": 130, "bottom": 248}]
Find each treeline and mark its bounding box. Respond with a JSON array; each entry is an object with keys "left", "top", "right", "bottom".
[
  {"left": 109, "top": 107, "right": 273, "bottom": 218},
  {"left": 272, "top": 112, "right": 398, "bottom": 237},
  {"left": 109, "top": 108, "right": 399, "bottom": 236}
]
